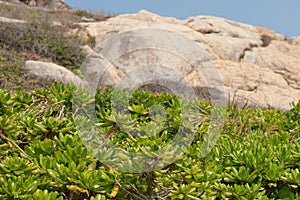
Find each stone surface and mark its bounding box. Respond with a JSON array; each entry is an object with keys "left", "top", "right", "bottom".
[
  {"left": 0, "top": 16, "right": 26, "bottom": 24},
  {"left": 25, "top": 61, "right": 84, "bottom": 86},
  {"left": 78, "top": 10, "right": 300, "bottom": 109},
  {"left": 291, "top": 36, "right": 300, "bottom": 46},
  {"left": 50, "top": 21, "right": 63, "bottom": 27},
  {"left": 81, "top": 17, "right": 95, "bottom": 22}
]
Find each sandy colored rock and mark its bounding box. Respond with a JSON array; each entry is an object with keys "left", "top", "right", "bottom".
[
  {"left": 76, "top": 10, "right": 300, "bottom": 109},
  {"left": 0, "top": 16, "right": 26, "bottom": 24},
  {"left": 25, "top": 60, "right": 84, "bottom": 86},
  {"left": 290, "top": 36, "right": 300, "bottom": 46}
]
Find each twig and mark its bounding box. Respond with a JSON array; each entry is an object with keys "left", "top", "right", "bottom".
[
  {"left": 105, "top": 124, "right": 118, "bottom": 139},
  {"left": 146, "top": 172, "right": 154, "bottom": 198},
  {"left": 95, "top": 124, "right": 118, "bottom": 149},
  {"left": 115, "top": 179, "right": 146, "bottom": 200},
  {"left": 129, "top": 183, "right": 149, "bottom": 200},
  {"left": 58, "top": 105, "right": 65, "bottom": 119},
  {"left": 155, "top": 185, "right": 173, "bottom": 199},
  {"left": 0, "top": 129, "right": 26, "bottom": 155}
]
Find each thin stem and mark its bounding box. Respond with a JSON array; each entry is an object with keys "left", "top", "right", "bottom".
[
  {"left": 0, "top": 129, "right": 26, "bottom": 155},
  {"left": 115, "top": 179, "right": 146, "bottom": 200}
]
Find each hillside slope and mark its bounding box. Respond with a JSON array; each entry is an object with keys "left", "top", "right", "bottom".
[{"left": 0, "top": 1, "right": 299, "bottom": 109}]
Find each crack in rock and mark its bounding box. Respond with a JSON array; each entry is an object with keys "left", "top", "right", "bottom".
[
  {"left": 261, "top": 34, "right": 273, "bottom": 47},
  {"left": 239, "top": 43, "right": 258, "bottom": 61}
]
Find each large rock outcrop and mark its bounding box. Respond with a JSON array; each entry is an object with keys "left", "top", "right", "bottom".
[{"left": 78, "top": 10, "right": 300, "bottom": 109}]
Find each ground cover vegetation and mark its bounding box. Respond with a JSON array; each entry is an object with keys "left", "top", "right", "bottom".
[{"left": 0, "top": 83, "right": 299, "bottom": 199}]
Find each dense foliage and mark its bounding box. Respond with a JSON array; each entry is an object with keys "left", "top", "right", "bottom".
[{"left": 0, "top": 83, "right": 299, "bottom": 199}]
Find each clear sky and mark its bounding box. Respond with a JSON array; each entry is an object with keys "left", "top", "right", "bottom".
[{"left": 65, "top": 0, "right": 300, "bottom": 38}]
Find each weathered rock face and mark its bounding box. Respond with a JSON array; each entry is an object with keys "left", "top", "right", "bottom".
[
  {"left": 3, "top": 0, "right": 70, "bottom": 9},
  {"left": 78, "top": 10, "right": 300, "bottom": 109}
]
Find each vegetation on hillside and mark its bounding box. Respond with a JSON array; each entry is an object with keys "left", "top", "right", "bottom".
[
  {"left": 0, "top": 2, "right": 110, "bottom": 91},
  {"left": 0, "top": 2, "right": 110, "bottom": 24},
  {"left": 0, "top": 84, "right": 299, "bottom": 199}
]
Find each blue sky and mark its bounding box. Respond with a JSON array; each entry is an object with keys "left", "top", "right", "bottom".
[{"left": 65, "top": 0, "right": 300, "bottom": 38}]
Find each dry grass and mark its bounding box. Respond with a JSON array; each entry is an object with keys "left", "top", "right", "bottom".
[
  {"left": 0, "top": 49, "right": 55, "bottom": 91},
  {"left": 0, "top": 21, "right": 86, "bottom": 69},
  {"left": 0, "top": 1, "right": 111, "bottom": 28}
]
